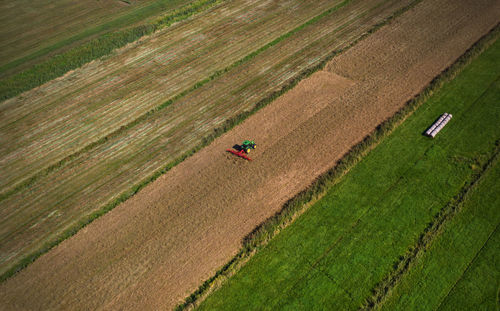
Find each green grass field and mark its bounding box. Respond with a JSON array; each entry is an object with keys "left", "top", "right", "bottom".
[
  {"left": 379, "top": 158, "right": 500, "bottom": 310},
  {"left": 196, "top": 37, "right": 500, "bottom": 310},
  {"left": 438, "top": 223, "right": 500, "bottom": 311}
]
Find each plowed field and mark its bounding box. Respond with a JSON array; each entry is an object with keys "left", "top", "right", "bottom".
[
  {"left": 0, "top": 0, "right": 498, "bottom": 309},
  {"left": 0, "top": 0, "right": 416, "bottom": 276}
]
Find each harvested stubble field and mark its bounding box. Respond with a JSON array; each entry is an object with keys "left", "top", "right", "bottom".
[
  {"left": 0, "top": 0, "right": 193, "bottom": 77},
  {"left": 197, "top": 37, "right": 500, "bottom": 310},
  {"left": 0, "top": 0, "right": 417, "bottom": 278},
  {"left": 0, "top": 0, "right": 498, "bottom": 309}
]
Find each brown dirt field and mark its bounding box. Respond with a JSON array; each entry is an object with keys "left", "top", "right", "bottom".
[
  {"left": 0, "top": 0, "right": 414, "bottom": 276},
  {"left": 1, "top": 0, "right": 499, "bottom": 309}
]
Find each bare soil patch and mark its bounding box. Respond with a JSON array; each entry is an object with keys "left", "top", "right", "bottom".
[{"left": 0, "top": 0, "right": 498, "bottom": 309}]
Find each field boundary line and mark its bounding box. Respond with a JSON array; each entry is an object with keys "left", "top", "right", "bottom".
[
  {"left": 0, "top": 0, "right": 411, "bottom": 283},
  {"left": 433, "top": 223, "right": 500, "bottom": 311},
  {"left": 174, "top": 10, "right": 500, "bottom": 311},
  {"left": 0, "top": 0, "right": 355, "bottom": 201}
]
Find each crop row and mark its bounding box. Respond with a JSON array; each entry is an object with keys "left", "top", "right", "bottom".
[{"left": 0, "top": 0, "right": 341, "bottom": 195}]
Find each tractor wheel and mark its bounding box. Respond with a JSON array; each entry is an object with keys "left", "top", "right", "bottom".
[{"left": 246, "top": 149, "right": 251, "bottom": 153}]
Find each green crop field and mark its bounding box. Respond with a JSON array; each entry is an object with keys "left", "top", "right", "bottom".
[
  {"left": 438, "top": 223, "right": 500, "bottom": 311},
  {"left": 195, "top": 37, "right": 500, "bottom": 310}
]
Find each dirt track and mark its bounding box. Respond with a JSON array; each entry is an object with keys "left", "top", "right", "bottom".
[{"left": 1, "top": 0, "right": 499, "bottom": 309}]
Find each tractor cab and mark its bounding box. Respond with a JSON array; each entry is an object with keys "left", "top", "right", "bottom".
[{"left": 241, "top": 140, "right": 256, "bottom": 153}]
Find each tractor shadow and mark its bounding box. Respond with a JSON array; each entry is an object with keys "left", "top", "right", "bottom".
[{"left": 232, "top": 144, "right": 244, "bottom": 151}]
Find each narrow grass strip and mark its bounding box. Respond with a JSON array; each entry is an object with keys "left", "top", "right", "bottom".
[
  {"left": 174, "top": 23, "right": 500, "bottom": 310},
  {"left": 0, "top": 0, "right": 224, "bottom": 101},
  {"left": 0, "top": 0, "right": 421, "bottom": 283}
]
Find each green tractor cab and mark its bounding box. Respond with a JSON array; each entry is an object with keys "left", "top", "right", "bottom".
[{"left": 241, "top": 140, "right": 256, "bottom": 153}]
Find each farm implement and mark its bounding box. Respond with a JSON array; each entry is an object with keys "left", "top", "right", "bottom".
[{"left": 226, "top": 140, "right": 256, "bottom": 161}]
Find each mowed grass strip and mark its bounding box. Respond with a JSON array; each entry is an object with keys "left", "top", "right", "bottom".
[
  {"left": 378, "top": 157, "right": 500, "bottom": 311},
  {"left": 196, "top": 37, "right": 500, "bottom": 310},
  {"left": 0, "top": 0, "right": 415, "bottom": 281}
]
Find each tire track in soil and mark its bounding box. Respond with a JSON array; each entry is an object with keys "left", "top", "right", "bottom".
[{"left": 0, "top": 0, "right": 499, "bottom": 309}]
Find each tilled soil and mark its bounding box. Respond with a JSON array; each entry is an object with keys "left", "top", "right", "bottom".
[{"left": 1, "top": 0, "right": 498, "bottom": 309}]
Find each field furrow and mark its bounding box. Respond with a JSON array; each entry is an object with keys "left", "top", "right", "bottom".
[
  {"left": 0, "top": 0, "right": 414, "bottom": 275},
  {"left": 0, "top": 0, "right": 343, "bottom": 196}
]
